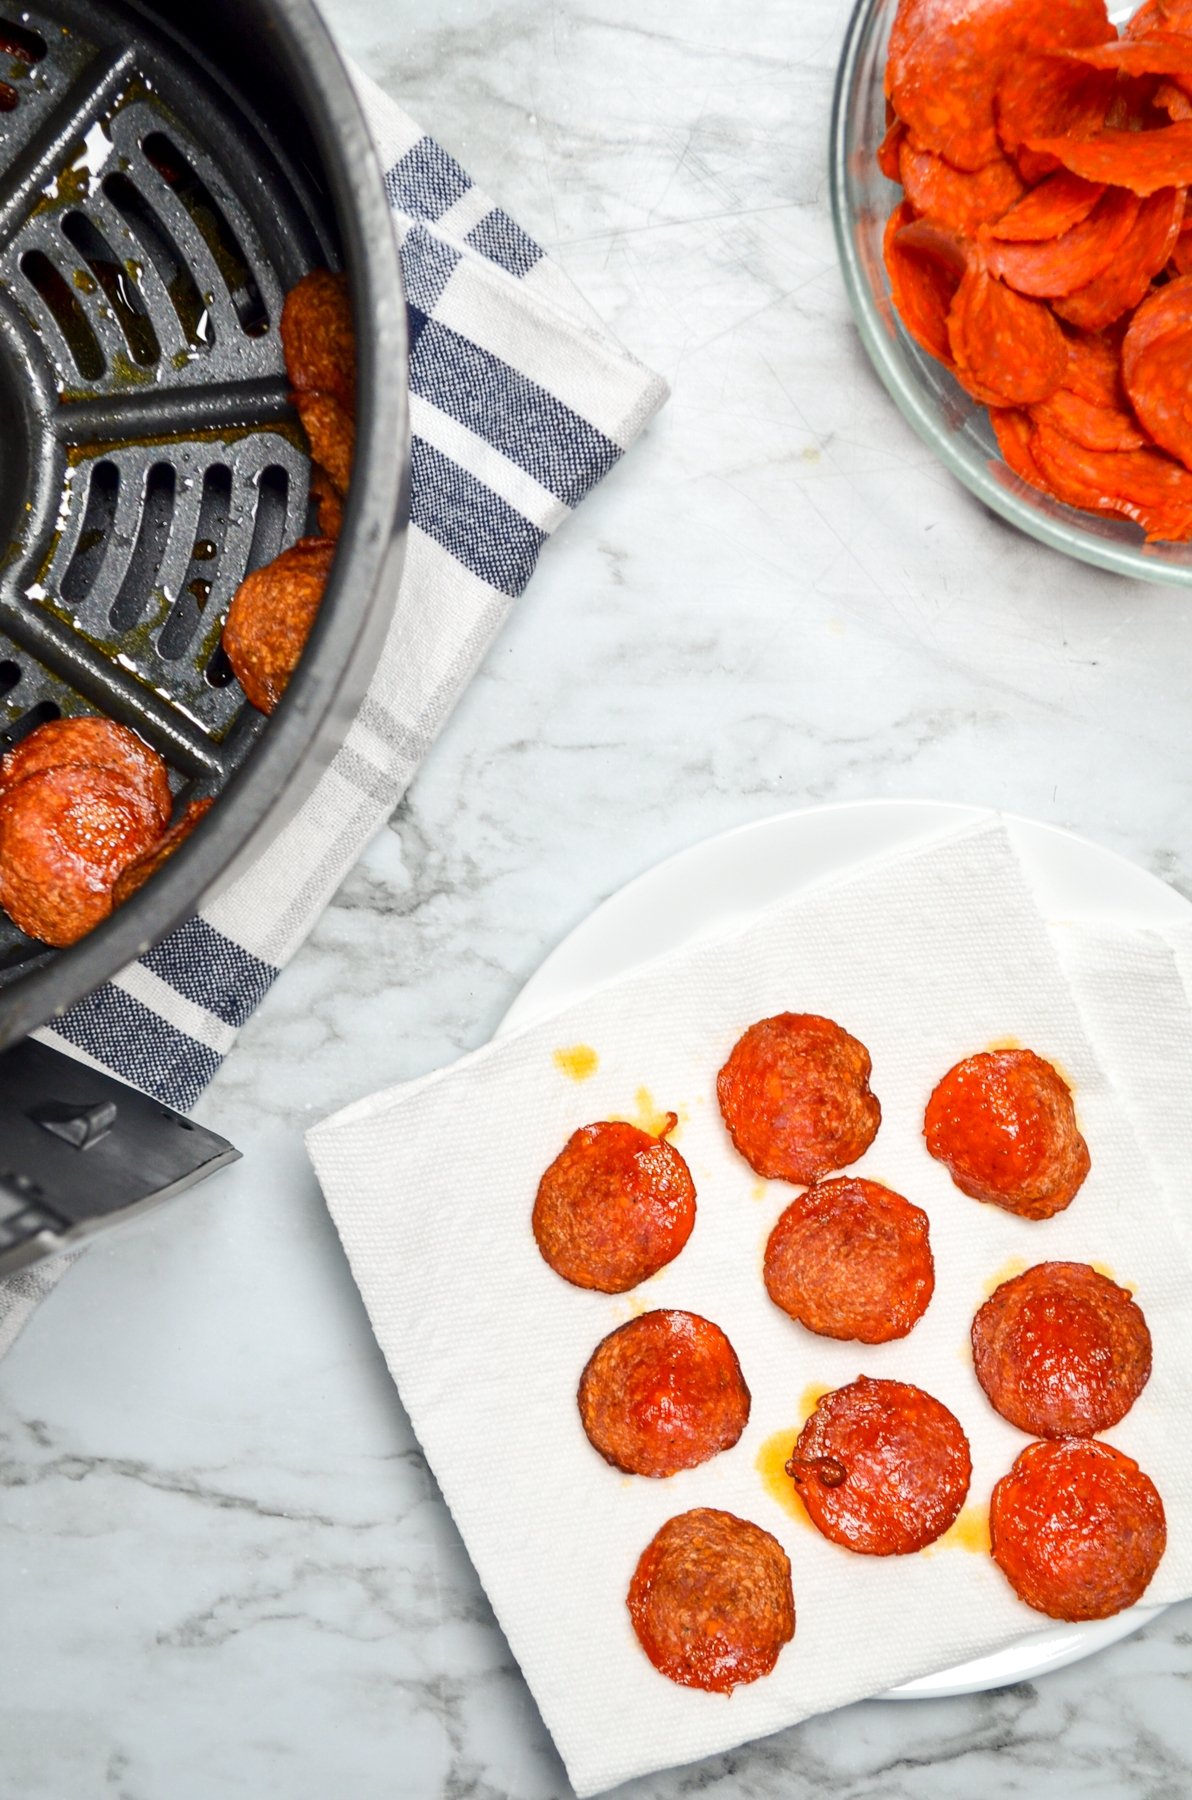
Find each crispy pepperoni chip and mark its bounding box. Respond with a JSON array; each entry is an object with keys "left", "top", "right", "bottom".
[
  {"left": 0, "top": 715, "right": 171, "bottom": 830},
  {"left": 990, "top": 1438, "right": 1166, "bottom": 1620},
  {"left": 292, "top": 389, "right": 355, "bottom": 496},
  {"left": 309, "top": 462, "right": 345, "bottom": 539},
  {"left": 112, "top": 798, "right": 214, "bottom": 907},
  {"left": 627, "top": 1508, "right": 795, "bottom": 1692},
  {"left": 973, "top": 1261, "right": 1152, "bottom": 1437},
  {"left": 0, "top": 764, "right": 163, "bottom": 946},
  {"left": 578, "top": 1310, "right": 750, "bottom": 1477},
  {"left": 533, "top": 1115, "right": 695, "bottom": 1293},
  {"left": 924, "top": 1048, "right": 1090, "bottom": 1218},
  {"left": 787, "top": 1376, "right": 971, "bottom": 1555},
  {"left": 717, "top": 1013, "right": 881, "bottom": 1185},
  {"left": 763, "top": 1177, "right": 934, "bottom": 1343},
  {"left": 222, "top": 536, "right": 336, "bottom": 715},
  {"left": 280, "top": 268, "right": 355, "bottom": 417}
]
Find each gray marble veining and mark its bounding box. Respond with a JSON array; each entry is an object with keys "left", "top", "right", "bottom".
[{"left": 2, "top": 0, "right": 1192, "bottom": 1795}]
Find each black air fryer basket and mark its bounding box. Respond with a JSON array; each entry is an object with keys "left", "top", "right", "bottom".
[{"left": 0, "top": 0, "right": 409, "bottom": 1272}]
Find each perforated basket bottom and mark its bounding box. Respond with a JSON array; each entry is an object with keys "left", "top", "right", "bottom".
[{"left": 0, "top": 0, "right": 335, "bottom": 986}]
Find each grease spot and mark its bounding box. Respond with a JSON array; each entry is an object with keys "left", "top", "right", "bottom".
[
  {"left": 799, "top": 1382, "right": 831, "bottom": 1419},
  {"left": 983, "top": 1256, "right": 1029, "bottom": 1297},
  {"left": 553, "top": 1044, "right": 598, "bottom": 1082},
  {"left": 613, "top": 1087, "right": 686, "bottom": 1138},
  {"left": 984, "top": 1036, "right": 1023, "bottom": 1052},
  {"left": 930, "top": 1504, "right": 990, "bottom": 1556},
  {"left": 751, "top": 1180, "right": 767, "bottom": 1201},
  {"left": 1090, "top": 1260, "right": 1119, "bottom": 1284},
  {"left": 756, "top": 1427, "right": 805, "bottom": 1521}
]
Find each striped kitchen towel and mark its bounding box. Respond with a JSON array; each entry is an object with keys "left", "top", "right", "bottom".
[{"left": 0, "top": 68, "right": 666, "bottom": 1355}]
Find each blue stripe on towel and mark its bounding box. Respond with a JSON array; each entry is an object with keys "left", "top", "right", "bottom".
[
  {"left": 409, "top": 317, "right": 620, "bottom": 504},
  {"left": 384, "top": 137, "right": 471, "bottom": 221},
  {"left": 465, "top": 208, "right": 543, "bottom": 278},
  {"left": 142, "top": 918, "right": 277, "bottom": 1030},
  {"left": 53, "top": 985, "right": 222, "bottom": 1111},
  {"left": 409, "top": 436, "right": 546, "bottom": 597}
]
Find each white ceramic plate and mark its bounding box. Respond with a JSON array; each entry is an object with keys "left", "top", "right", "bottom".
[{"left": 500, "top": 799, "right": 1183, "bottom": 1699}]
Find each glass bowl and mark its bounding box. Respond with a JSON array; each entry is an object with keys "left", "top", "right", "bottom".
[{"left": 829, "top": 0, "right": 1192, "bottom": 587}]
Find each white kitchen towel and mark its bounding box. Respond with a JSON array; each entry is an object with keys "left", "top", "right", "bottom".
[
  {"left": 307, "top": 818, "right": 1192, "bottom": 1799},
  {"left": 0, "top": 69, "right": 666, "bottom": 1353}
]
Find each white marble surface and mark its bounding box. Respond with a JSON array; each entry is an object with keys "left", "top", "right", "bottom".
[{"left": 3, "top": 0, "right": 1192, "bottom": 1795}]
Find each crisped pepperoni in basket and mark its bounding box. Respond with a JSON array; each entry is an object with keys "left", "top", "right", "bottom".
[
  {"left": 578, "top": 1310, "right": 750, "bottom": 1477},
  {"left": 881, "top": 0, "right": 1192, "bottom": 539},
  {"left": 990, "top": 1438, "right": 1166, "bottom": 1619},
  {"left": 533, "top": 1115, "right": 695, "bottom": 1292},
  {"left": 972, "top": 1261, "right": 1152, "bottom": 1437},
  {"left": 627, "top": 1508, "right": 795, "bottom": 1692},
  {"left": 924, "top": 1048, "right": 1090, "bottom": 1218},
  {"left": 787, "top": 1376, "right": 971, "bottom": 1555},
  {"left": 717, "top": 1013, "right": 881, "bottom": 1185},
  {"left": 763, "top": 1177, "right": 934, "bottom": 1343}
]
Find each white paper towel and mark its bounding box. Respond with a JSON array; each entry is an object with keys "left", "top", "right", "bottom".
[{"left": 307, "top": 820, "right": 1192, "bottom": 1797}]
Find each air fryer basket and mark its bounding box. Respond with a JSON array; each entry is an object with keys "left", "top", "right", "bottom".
[{"left": 0, "top": 0, "right": 409, "bottom": 1051}]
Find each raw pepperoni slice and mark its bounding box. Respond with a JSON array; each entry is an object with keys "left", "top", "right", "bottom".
[
  {"left": 1025, "top": 122, "right": 1192, "bottom": 193},
  {"left": 532, "top": 1116, "right": 695, "bottom": 1293},
  {"left": 972, "top": 1261, "right": 1152, "bottom": 1437},
  {"left": 786, "top": 1377, "right": 971, "bottom": 1555},
  {"left": 878, "top": 116, "right": 907, "bottom": 182},
  {"left": 1030, "top": 423, "right": 1192, "bottom": 537},
  {"left": 1155, "top": 77, "right": 1192, "bottom": 117},
  {"left": 983, "top": 186, "right": 1140, "bottom": 298},
  {"left": 1063, "top": 327, "right": 1130, "bottom": 407},
  {"left": 924, "top": 1048, "right": 1090, "bottom": 1218},
  {"left": 0, "top": 764, "right": 163, "bottom": 946},
  {"left": 716, "top": 1013, "right": 881, "bottom": 1185},
  {"left": 627, "top": 1508, "right": 794, "bottom": 1692},
  {"left": 1171, "top": 217, "right": 1192, "bottom": 268},
  {"left": 991, "top": 406, "right": 1051, "bottom": 489},
  {"left": 1053, "top": 186, "right": 1185, "bottom": 329},
  {"left": 947, "top": 264, "right": 1069, "bottom": 403},
  {"left": 1127, "top": 0, "right": 1178, "bottom": 37},
  {"left": 577, "top": 1310, "right": 750, "bottom": 1477},
  {"left": 884, "top": 203, "right": 967, "bottom": 363},
  {"left": 1063, "top": 33, "right": 1192, "bottom": 74},
  {"left": 1122, "top": 274, "right": 1192, "bottom": 467},
  {"left": 0, "top": 715, "right": 171, "bottom": 829},
  {"left": 990, "top": 1438, "right": 1165, "bottom": 1619},
  {"left": 988, "top": 170, "right": 1106, "bottom": 240},
  {"left": 292, "top": 389, "right": 354, "bottom": 496},
  {"left": 763, "top": 1177, "right": 934, "bottom": 1343},
  {"left": 222, "top": 536, "right": 337, "bottom": 715},
  {"left": 996, "top": 54, "right": 1116, "bottom": 181},
  {"left": 112, "top": 797, "right": 214, "bottom": 906},
  {"left": 899, "top": 139, "right": 1024, "bottom": 235},
  {"left": 1029, "top": 386, "right": 1148, "bottom": 452},
  {"left": 888, "top": 0, "right": 1114, "bottom": 172},
  {"left": 280, "top": 268, "right": 356, "bottom": 417}
]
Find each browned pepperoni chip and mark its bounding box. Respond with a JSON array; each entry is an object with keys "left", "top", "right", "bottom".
[
  {"left": 222, "top": 536, "right": 336, "bottom": 715},
  {"left": 627, "top": 1508, "right": 795, "bottom": 1692},
  {"left": 113, "top": 797, "right": 214, "bottom": 907},
  {"left": 309, "top": 462, "right": 345, "bottom": 539},
  {"left": 972, "top": 1261, "right": 1152, "bottom": 1438},
  {"left": 763, "top": 1177, "right": 934, "bottom": 1343},
  {"left": 280, "top": 268, "right": 356, "bottom": 417},
  {"left": 292, "top": 389, "right": 355, "bottom": 496},
  {"left": 0, "top": 715, "right": 171, "bottom": 830},
  {"left": 0, "top": 764, "right": 163, "bottom": 946},
  {"left": 578, "top": 1310, "right": 750, "bottom": 1477},
  {"left": 717, "top": 1013, "right": 881, "bottom": 1185},
  {"left": 924, "top": 1048, "right": 1090, "bottom": 1218},
  {"left": 990, "top": 1438, "right": 1166, "bottom": 1620},
  {"left": 532, "top": 1116, "right": 695, "bottom": 1293},
  {"left": 787, "top": 1376, "right": 971, "bottom": 1554}
]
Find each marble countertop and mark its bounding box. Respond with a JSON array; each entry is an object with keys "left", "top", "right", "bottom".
[{"left": 3, "top": 0, "right": 1192, "bottom": 1794}]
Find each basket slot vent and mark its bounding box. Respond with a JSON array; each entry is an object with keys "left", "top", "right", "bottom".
[
  {"left": 1, "top": 698, "right": 58, "bottom": 749},
  {"left": 61, "top": 211, "right": 159, "bottom": 369},
  {"left": 61, "top": 459, "right": 120, "bottom": 604},
  {"left": 20, "top": 248, "right": 103, "bottom": 380},
  {"left": 158, "top": 464, "right": 231, "bottom": 660},
  {"left": 0, "top": 20, "right": 46, "bottom": 64},
  {"left": 246, "top": 464, "right": 289, "bottom": 573},
  {"left": 204, "top": 642, "right": 234, "bottom": 688},
  {"left": 109, "top": 461, "right": 176, "bottom": 634},
  {"left": 140, "top": 132, "right": 268, "bottom": 338},
  {"left": 0, "top": 659, "right": 19, "bottom": 695},
  {"left": 102, "top": 171, "right": 211, "bottom": 352}
]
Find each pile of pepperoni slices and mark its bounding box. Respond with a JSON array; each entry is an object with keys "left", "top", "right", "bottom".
[
  {"left": 532, "top": 1017, "right": 1166, "bottom": 1694},
  {"left": 882, "top": 0, "right": 1192, "bottom": 540}
]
